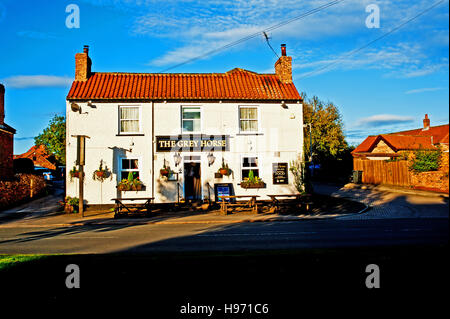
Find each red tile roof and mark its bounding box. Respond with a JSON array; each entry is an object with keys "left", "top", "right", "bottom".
[
  {"left": 388, "top": 124, "right": 449, "bottom": 144},
  {"left": 66, "top": 69, "right": 302, "bottom": 101},
  {"left": 353, "top": 134, "right": 436, "bottom": 154},
  {"left": 14, "top": 145, "right": 57, "bottom": 170},
  {"left": 353, "top": 123, "right": 449, "bottom": 155}
]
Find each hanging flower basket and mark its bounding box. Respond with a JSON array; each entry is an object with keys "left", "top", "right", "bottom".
[
  {"left": 160, "top": 169, "right": 170, "bottom": 176},
  {"left": 93, "top": 160, "right": 110, "bottom": 182},
  {"left": 69, "top": 166, "right": 81, "bottom": 181}
]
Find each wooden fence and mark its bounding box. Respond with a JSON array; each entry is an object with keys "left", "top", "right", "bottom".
[{"left": 353, "top": 158, "right": 411, "bottom": 187}]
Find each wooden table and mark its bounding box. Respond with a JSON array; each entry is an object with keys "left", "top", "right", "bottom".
[
  {"left": 267, "top": 194, "right": 313, "bottom": 212},
  {"left": 218, "top": 195, "right": 260, "bottom": 215},
  {"left": 111, "top": 197, "right": 155, "bottom": 218}
]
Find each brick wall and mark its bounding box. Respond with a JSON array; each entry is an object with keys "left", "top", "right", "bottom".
[
  {"left": 372, "top": 140, "right": 395, "bottom": 153},
  {"left": 275, "top": 56, "right": 292, "bottom": 84},
  {"left": 0, "top": 130, "right": 14, "bottom": 180},
  {"left": 0, "top": 174, "right": 47, "bottom": 209}
]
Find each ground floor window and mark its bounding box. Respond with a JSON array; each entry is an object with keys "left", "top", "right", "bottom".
[
  {"left": 241, "top": 156, "right": 259, "bottom": 180},
  {"left": 120, "top": 158, "right": 140, "bottom": 180}
]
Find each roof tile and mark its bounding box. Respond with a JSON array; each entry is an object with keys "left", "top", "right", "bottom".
[{"left": 67, "top": 71, "right": 302, "bottom": 101}]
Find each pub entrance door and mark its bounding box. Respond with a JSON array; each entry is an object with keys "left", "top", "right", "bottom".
[{"left": 184, "top": 156, "right": 201, "bottom": 201}]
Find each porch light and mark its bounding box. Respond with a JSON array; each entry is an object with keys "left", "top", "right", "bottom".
[
  {"left": 207, "top": 152, "right": 216, "bottom": 166},
  {"left": 174, "top": 152, "right": 182, "bottom": 166}
]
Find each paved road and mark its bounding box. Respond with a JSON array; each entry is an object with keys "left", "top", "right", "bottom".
[
  {"left": 0, "top": 181, "right": 448, "bottom": 254},
  {"left": 313, "top": 182, "right": 449, "bottom": 219},
  {"left": 0, "top": 218, "right": 447, "bottom": 253}
]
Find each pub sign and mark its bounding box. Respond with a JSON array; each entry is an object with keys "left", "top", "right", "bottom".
[{"left": 272, "top": 162, "right": 289, "bottom": 184}]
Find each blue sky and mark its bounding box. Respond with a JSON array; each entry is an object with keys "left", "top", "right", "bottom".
[{"left": 0, "top": 0, "right": 448, "bottom": 154}]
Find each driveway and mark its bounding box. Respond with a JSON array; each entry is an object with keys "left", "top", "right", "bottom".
[{"left": 313, "top": 182, "right": 449, "bottom": 219}]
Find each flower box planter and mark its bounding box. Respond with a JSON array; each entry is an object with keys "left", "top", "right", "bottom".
[{"left": 240, "top": 182, "right": 266, "bottom": 189}]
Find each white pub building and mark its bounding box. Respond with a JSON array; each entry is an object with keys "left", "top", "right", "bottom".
[{"left": 66, "top": 45, "right": 304, "bottom": 205}]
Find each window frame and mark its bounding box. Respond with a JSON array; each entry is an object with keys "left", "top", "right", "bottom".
[
  {"left": 238, "top": 105, "right": 259, "bottom": 134},
  {"left": 118, "top": 157, "right": 142, "bottom": 182},
  {"left": 240, "top": 155, "right": 260, "bottom": 181},
  {"left": 181, "top": 105, "right": 202, "bottom": 134},
  {"left": 118, "top": 105, "right": 142, "bottom": 135}
]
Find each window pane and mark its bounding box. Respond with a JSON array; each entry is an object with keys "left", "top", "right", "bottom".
[
  {"left": 121, "top": 171, "right": 139, "bottom": 180},
  {"left": 183, "top": 120, "right": 194, "bottom": 132},
  {"left": 240, "top": 107, "right": 257, "bottom": 120},
  {"left": 122, "top": 159, "right": 130, "bottom": 169},
  {"left": 193, "top": 119, "right": 201, "bottom": 131},
  {"left": 242, "top": 169, "right": 259, "bottom": 179},
  {"left": 120, "top": 107, "right": 139, "bottom": 120},
  {"left": 131, "top": 159, "right": 139, "bottom": 169},
  {"left": 243, "top": 157, "right": 258, "bottom": 168},
  {"left": 182, "top": 107, "right": 200, "bottom": 119},
  {"left": 121, "top": 120, "right": 139, "bottom": 133}
]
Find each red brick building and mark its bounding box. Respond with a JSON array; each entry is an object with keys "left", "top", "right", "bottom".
[
  {"left": 352, "top": 114, "right": 449, "bottom": 159},
  {"left": 0, "top": 84, "right": 16, "bottom": 180}
]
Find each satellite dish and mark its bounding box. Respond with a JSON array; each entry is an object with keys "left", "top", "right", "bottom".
[{"left": 71, "top": 103, "right": 81, "bottom": 113}]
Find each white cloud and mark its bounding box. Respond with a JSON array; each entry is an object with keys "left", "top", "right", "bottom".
[
  {"left": 405, "top": 87, "right": 445, "bottom": 94},
  {"left": 355, "top": 114, "right": 415, "bottom": 128},
  {"left": 1, "top": 75, "right": 72, "bottom": 88}
]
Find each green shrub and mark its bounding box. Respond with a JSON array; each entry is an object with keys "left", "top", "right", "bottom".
[{"left": 410, "top": 149, "right": 441, "bottom": 172}]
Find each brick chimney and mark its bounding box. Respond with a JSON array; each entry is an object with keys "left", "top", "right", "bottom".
[
  {"left": 75, "top": 45, "right": 92, "bottom": 81},
  {"left": 423, "top": 114, "right": 430, "bottom": 130},
  {"left": 0, "top": 83, "right": 5, "bottom": 126},
  {"left": 275, "top": 44, "right": 292, "bottom": 84}
]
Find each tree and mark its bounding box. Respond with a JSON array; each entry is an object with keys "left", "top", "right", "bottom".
[
  {"left": 302, "top": 93, "right": 352, "bottom": 181},
  {"left": 34, "top": 115, "right": 66, "bottom": 165}
]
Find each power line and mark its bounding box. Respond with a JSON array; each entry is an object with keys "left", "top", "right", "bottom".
[
  {"left": 298, "top": 0, "right": 447, "bottom": 79},
  {"left": 158, "top": 0, "right": 346, "bottom": 73}
]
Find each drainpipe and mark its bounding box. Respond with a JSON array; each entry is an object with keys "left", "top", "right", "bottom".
[{"left": 152, "top": 101, "right": 155, "bottom": 200}]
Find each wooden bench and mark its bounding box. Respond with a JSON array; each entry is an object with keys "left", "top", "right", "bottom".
[
  {"left": 218, "top": 195, "right": 260, "bottom": 215},
  {"left": 267, "top": 194, "right": 313, "bottom": 213},
  {"left": 112, "top": 197, "right": 155, "bottom": 218}
]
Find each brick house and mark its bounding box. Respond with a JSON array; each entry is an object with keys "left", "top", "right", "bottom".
[
  {"left": 0, "top": 84, "right": 16, "bottom": 180},
  {"left": 14, "top": 144, "right": 58, "bottom": 170},
  {"left": 352, "top": 115, "right": 449, "bottom": 192},
  {"left": 352, "top": 115, "right": 449, "bottom": 160}
]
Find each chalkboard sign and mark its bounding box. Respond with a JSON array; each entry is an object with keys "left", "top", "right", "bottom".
[
  {"left": 273, "top": 163, "right": 288, "bottom": 184},
  {"left": 214, "top": 183, "right": 234, "bottom": 202}
]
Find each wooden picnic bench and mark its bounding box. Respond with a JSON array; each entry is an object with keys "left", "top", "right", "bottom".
[
  {"left": 267, "top": 194, "right": 313, "bottom": 213},
  {"left": 218, "top": 195, "right": 260, "bottom": 215},
  {"left": 112, "top": 197, "right": 155, "bottom": 218}
]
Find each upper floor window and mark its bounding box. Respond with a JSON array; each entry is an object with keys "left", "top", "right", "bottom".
[
  {"left": 119, "top": 106, "right": 140, "bottom": 134},
  {"left": 182, "top": 106, "right": 201, "bottom": 133},
  {"left": 239, "top": 106, "right": 258, "bottom": 132}
]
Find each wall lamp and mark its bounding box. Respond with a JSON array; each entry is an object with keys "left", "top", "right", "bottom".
[{"left": 207, "top": 152, "right": 216, "bottom": 166}]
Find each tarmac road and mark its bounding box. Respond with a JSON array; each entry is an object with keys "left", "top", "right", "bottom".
[{"left": 0, "top": 217, "right": 447, "bottom": 254}]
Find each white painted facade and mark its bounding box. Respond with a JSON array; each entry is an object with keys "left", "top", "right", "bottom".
[{"left": 65, "top": 100, "right": 303, "bottom": 204}]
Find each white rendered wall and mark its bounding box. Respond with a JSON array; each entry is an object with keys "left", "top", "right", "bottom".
[{"left": 66, "top": 101, "right": 303, "bottom": 204}]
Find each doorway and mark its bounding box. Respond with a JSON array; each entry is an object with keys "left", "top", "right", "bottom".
[{"left": 184, "top": 156, "right": 202, "bottom": 201}]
